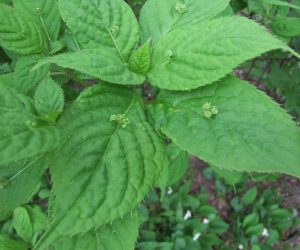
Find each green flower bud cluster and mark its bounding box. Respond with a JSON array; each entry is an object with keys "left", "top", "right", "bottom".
[
  {"left": 175, "top": 3, "right": 186, "bottom": 14},
  {"left": 202, "top": 102, "right": 218, "bottom": 119},
  {"left": 110, "top": 114, "right": 130, "bottom": 128}
]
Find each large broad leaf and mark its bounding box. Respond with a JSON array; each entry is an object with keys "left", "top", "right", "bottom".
[
  {"left": 53, "top": 213, "right": 139, "bottom": 250},
  {"left": 58, "top": 0, "right": 139, "bottom": 60},
  {"left": 0, "top": 4, "right": 46, "bottom": 55},
  {"left": 13, "top": 56, "right": 50, "bottom": 95},
  {"left": 150, "top": 76, "right": 300, "bottom": 178},
  {"left": 14, "top": 0, "right": 61, "bottom": 44},
  {"left": 148, "top": 16, "right": 299, "bottom": 90},
  {"left": 35, "top": 84, "right": 164, "bottom": 249},
  {"left": 140, "top": 0, "right": 230, "bottom": 44},
  {"left": 34, "top": 49, "right": 145, "bottom": 85},
  {"left": 0, "top": 85, "right": 60, "bottom": 212}
]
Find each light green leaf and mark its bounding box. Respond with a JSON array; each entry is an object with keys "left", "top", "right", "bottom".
[
  {"left": 34, "top": 49, "right": 145, "bottom": 85},
  {"left": 166, "top": 143, "right": 189, "bottom": 185},
  {"left": 58, "top": 0, "right": 139, "bottom": 60},
  {"left": 14, "top": 0, "right": 61, "bottom": 44},
  {"left": 155, "top": 154, "right": 169, "bottom": 193},
  {"left": 129, "top": 40, "right": 151, "bottom": 75},
  {"left": 140, "top": 0, "right": 230, "bottom": 44},
  {"left": 263, "top": 0, "right": 300, "bottom": 9},
  {"left": 35, "top": 84, "right": 164, "bottom": 249},
  {"left": 13, "top": 56, "right": 50, "bottom": 95},
  {"left": 242, "top": 187, "right": 257, "bottom": 205},
  {"left": 149, "top": 16, "right": 299, "bottom": 90},
  {"left": 35, "top": 77, "right": 64, "bottom": 121},
  {"left": 53, "top": 213, "right": 139, "bottom": 250},
  {"left": 150, "top": 76, "right": 300, "bottom": 177},
  {"left": 12, "top": 207, "right": 33, "bottom": 243},
  {"left": 0, "top": 4, "right": 46, "bottom": 55},
  {"left": 271, "top": 17, "right": 300, "bottom": 38},
  {"left": 0, "top": 234, "right": 29, "bottom": 250}
]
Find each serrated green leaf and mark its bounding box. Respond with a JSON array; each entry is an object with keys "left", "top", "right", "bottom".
[
  {"left": 0, "top": 234, "right": 29, "bottom": 250},
  {"left": 12, "top": 207, "right": 33, "bottom": 243},
  {"left": 35, "top": 84, "right": 164, "bottom": 249},
  {"left": 271, "top": 17, "right": 300, "bottom": 38},
  {"left": 34, "top": 49, "right": 145, "bottom": 85},
  {"left": 58, "top": 0, "right": 139, "bottom": 60},
  {"left": 0, "top": 85, "right": 60, "bottom": 212},
  {"left": 149, "top": 16, "right": 299, "bottom": 90},
  {"left": 140, "top": 0, "right": 230, "bottom": 44},
  {"left": 35, "top": 77, "right": 64, "bottom": 121},
  {"left": 129, "top": 40, "right": 151, "bottom": 75},
  {"left": 150, "top": 76, "right": 300, "bottom": 177},
  {"left": 14, "top": 0, "right": 61, "bottom": 43},
  {"left": 13, "top": 55, "right": 50, "bottom": 95},
  {"left": 53, "top": 213, "right": 139, "bottom": 250},
  {"left": 0, "top": 4, "right": 47, "bottom": 55}
]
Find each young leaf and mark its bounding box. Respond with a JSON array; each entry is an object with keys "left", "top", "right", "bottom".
[
  {"left": 0, "top": 234, "right": 29, "bottom": 250},
  {"left": 13, "top": 0, "right": 61, "bottom": 44},
  {"left": 148, "top": 16, "right": 299, "bottom": 90},
  {"left": 35, "top": 84, "right": 164, "bottom": 249},
  {"left": 13, "top": 56, "right": 50, "bottom": 95},
  {"left": 34, "top": 49, "right": 145, "bottom": 85},
  {"left": 35, "top": 78, "right": 64, "bottom": 122},
  {"left": 0, "top": 85, "right": 61, "bottom": 165},
  {"left": 140, "top": 0, "right": 230, "bottom": 44},
  {"left": 149, "top": 76, "right": 300, "bottom": 178},
  {"left": 12, "top": 207, "right": 33, "bottom": 243},
  {"left": 0, "top": 4, "right": 46, "bottom": 55},
  {"left": 53, "top": 213, "right": 139, "bottom": 250},
  {"left": 129, "top": 40, "right": 151, "bottom": 75},
  {"left": 58, "top": 0, "right": 139, "bottom": 60}
]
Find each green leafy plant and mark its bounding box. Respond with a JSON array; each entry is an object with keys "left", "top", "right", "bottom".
[
  {"left": 0, "top": 0, "right": 300, "bottom": 249},
  {"left": 138, "top": 183, "right": 229, "bottom": 250}
]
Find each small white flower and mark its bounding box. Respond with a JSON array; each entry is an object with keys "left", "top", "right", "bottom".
[
  {"left": 238, "top": 244, "right": 244, "bottom": 250},
  {"left": 167, "top": 187, "right": 173, "bottom": 195},
  {"left": 183, "top": 210, "right": 192, "bottom": 220},
  {"left": 262, "top": 228, "right": 269, "bottom": 237},
  {"left": 193, "top": 233, "right": 201, "bottom": 241},
  {"left": 203, "top": 218, "right": 209, "bottom": 224}
]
